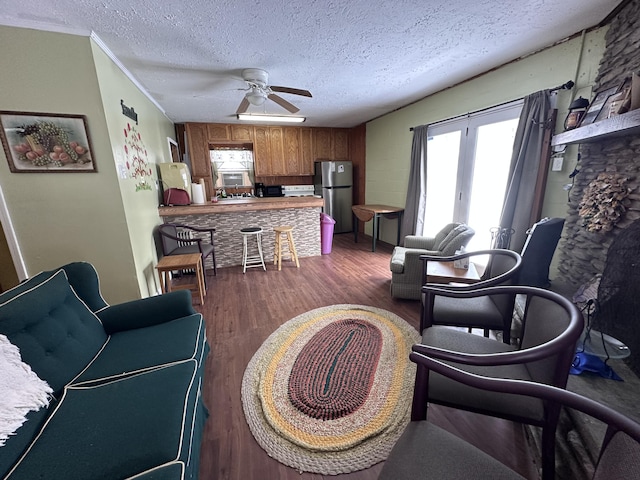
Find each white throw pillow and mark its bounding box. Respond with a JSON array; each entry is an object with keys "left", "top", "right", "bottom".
[{"left": 0, "top": 334, "right": 53, "bottom": 446}]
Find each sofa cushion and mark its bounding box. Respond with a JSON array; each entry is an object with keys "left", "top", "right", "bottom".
[
  {"left": 433, "top": 223, "right": 457, "bottom": 249},
  {"left": 436, "top": 224, "right": 467, "bottom": 252},
  {"left": 72, "top": 313, "right": 206, "bottom": 385},
  {"left": 0, "top": 334, "right": 53, "bottom": 446},
  {"left": 390, "top": 247, "right": 407, "bottom": 274},
  {"left": 127, "top": 462, "right": 185, "bottom": 479},
  {"left": 4, "top": 361, "right": 200, "bottom": 480},
  {"left": 47, "top": 262, "right": 109, "bottom": 313},
  {"left": 0, "top": 408, "right": 50, "bottom": 478},
  {"left": 0, "top": 270, "right": 107, "bottom": 393},
  {"left": 0, "top": 270, "right": 57, "bottom": 304}
]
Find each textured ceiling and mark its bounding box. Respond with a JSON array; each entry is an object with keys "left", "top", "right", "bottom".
[{"left": 0, "top": 0, "right": 622, "bottom": 127}]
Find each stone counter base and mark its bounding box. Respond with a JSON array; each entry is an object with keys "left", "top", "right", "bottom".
[{"left": 166, "top": 207, "right": 322, "bottom": 269}]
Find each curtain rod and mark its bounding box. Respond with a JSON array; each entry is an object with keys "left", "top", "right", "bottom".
[{"left": 409, "top": 80, "right": 573, "bottom": 131}]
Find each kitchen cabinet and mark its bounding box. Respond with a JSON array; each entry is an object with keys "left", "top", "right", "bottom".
[
  {"left": 230, "top": 125, "right": 253, "bottom": 141},
  {"left": 252, "top": 126, "right": 271, "bottom": 176},
  {"left": 268, "top": 127, "right": 286, "bottom": 175},
  {"left": 184, "top": 122, "right": 351, "bottom": 178},
  {"left": 207, "top": 124, "right": 230, "bottom": 141},
  {"left": 312, "top": 127, "right": 349, "bottom": 161},
  {"left": 283, "top": 127, "right": 302, "bottom": 175},
  {"left": 313, "top": 128, "right": 333, "bottom": 160},
  {"left": 299, "top": 127, "right": 314, "bottom": 175},
  {"left": 185, "top": 123, "right": 210, "bottom": 178},
  {"left": 185, "top": 123, "right": 213, "bottom": 198}
]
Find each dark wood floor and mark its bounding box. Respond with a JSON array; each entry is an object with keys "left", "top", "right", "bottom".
[{"left": 193, "top": 233, "right": 540, "bottom": 479}]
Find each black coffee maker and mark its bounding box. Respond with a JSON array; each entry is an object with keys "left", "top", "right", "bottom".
[{"left": 254, "top": 182, "right": 265, "bottom": 198}]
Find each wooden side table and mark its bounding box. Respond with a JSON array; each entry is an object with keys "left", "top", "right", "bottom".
[
  {"left": 425, "top": 261, "right": 480, "bottom": 284},
  {"left": 352, "top": 204, "right": 404, "bottom": 252},
  {"left": 156, "top": 253, "right": 206, "bottom": 305}
]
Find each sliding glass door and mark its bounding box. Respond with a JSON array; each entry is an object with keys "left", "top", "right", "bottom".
[{"left": 423, "top": 101, "right": 522, "bottom": 251}]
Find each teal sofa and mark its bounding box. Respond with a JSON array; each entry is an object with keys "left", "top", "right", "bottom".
[{"left": 0, "top": 262, "right": 209, "bottom": 480}]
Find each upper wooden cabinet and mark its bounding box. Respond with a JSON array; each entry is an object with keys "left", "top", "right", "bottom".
[
  {"left": 185, "top": 123, "right": 211, "bottom": 178},
  {"left": 207, "top": 124, "right": 230, "bottom": 141},
  {"left": 268, "top": 127, "right": 286, "bottom": 175},
  {"left": 252, "top": 126, "right": 271, "bottom": 176},
  {"left": 185, "top": 122, "right": 350, "bottom": 177},
  {"left": 313, "top": 128, "right": 333, "bottom": 160},
  {"left": 230, "top": 125, "right": 253, "bottom": 142},
  {"left": 299, "top": 127, "right": 314, "bottom": 175}
]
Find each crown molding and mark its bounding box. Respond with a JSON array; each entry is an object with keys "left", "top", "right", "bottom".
[{"left": 89, "top": 32, "right": 166, "bottom": 115}]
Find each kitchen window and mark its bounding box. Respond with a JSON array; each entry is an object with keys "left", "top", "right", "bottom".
[
  {"left": 423, "top": 100, "right": 523, "bottom": 250},
  {"left": 210, "top": 146, "right": 255, "bottom": 190}
]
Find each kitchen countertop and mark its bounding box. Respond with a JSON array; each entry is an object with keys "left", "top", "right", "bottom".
[{"left": 158, "top": 196, "right": 324, "bottom": 217}]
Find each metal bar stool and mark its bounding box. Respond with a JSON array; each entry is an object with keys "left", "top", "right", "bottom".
[
  {"left": 240, "top": 227, "right": 266, "bottom": 273},
  {"left": 273, "top": 225, "right": 300, "bottom": 271}
]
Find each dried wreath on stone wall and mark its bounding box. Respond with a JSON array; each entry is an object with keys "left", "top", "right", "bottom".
[{"left": 578, "top": 172, "right": 630, "bottom": 232}]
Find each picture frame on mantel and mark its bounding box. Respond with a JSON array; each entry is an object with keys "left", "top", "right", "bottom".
[
  {"left": 596, "top": 77, "right": 632, "bottom": 122},
  {"left": 579, "top": 85, "right": 620, "bottom": 127},
  {"left": 0, "top": 111, "right": 96, "bottom": 173}
]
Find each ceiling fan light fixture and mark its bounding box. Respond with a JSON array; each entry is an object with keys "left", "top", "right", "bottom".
[
  {"left": 245, "top": 88, "right": 267, "bottom": 106},
  {"left": 237, "top": 113, "right": 306, "bottom": 123}
]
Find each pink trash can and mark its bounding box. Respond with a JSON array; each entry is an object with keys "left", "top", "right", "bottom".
[{"left": 320, "top": 213, "right": 336, "bottom": 254}]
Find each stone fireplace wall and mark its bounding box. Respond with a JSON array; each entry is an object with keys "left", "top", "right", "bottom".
[{"left": 557, "top": 0, "right": 640, "bottom": 290}]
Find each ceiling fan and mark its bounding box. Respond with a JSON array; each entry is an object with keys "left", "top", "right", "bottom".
[{"left": 236, "top": 68, "right": 312, "bottom": 114}]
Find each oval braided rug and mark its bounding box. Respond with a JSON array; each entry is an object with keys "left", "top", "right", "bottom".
[{"left": 241, "top": 304, "right": 420, "bottom": 474}]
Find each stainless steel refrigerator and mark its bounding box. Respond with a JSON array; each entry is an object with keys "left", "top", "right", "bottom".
[{"left": 314, "top": 161, "right": 353, "bottom": 233}]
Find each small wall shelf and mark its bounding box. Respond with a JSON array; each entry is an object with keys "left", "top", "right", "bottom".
[{"left": 551, "top": 108, "right": 640, "bottom": 146}]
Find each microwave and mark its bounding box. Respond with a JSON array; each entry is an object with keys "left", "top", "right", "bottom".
[{"left": 263, "top": 185, "right": 284, "bottom": 197}]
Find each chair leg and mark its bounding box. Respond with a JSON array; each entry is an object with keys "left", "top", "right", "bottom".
[
  {"left": 541, "top": 425, "right": 556, "bottom": 480},
  {"left": 242, "top": 234, "right": 248, "bottom": 274},
  {"left": 287, "top": 231, "right": 299, "bottom": 268},
  {"left": 503, "top": 326, "right": 511, "bottom": 344}
]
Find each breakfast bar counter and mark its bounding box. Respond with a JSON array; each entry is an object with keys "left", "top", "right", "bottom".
[
  {"left": 158, "top": 196, "right": 324, "bottom": 216},
  {"left": 158, "top": 197, "right": 324, "bottom": 268}
]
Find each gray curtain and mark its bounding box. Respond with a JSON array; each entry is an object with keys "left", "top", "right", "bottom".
[
  {"left": 400, "top": 125, "right": 429, "bottom": 244},
  {"left": 498, "top": 90, "right": 551, "bottom": 252}
]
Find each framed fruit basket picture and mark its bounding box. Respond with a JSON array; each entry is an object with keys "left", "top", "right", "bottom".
[{"left": 0, "top": 111, "right": 96, "bottom": 173}]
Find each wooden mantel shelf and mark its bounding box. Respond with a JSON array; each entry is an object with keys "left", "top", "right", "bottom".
[{"left": 551, "top": 108, "right": 640, "bottom": 146}]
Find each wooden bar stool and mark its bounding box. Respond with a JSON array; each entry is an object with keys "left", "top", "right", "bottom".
[
  {"left": 156, "top": 253, "right": 206, "bottom": 305},
  {"left": 241, "top": 227, "right": 266, "bottom": 273},
  {"left": 273, "top": 225, "right": 300, "bottom": 271}
]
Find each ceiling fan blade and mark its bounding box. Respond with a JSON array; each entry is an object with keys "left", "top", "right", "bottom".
[
  {"left": 270, "top": 86, "right": 312, "bottom": 97},
  {"left": 268, "top": 94, "right": 300, "bottom": 113},
  {"left": 236, "top": 97, "right": 250, "bottom": 114}
]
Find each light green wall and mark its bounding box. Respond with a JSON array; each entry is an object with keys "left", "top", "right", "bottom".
[
  {"left": 366, "top": 28, "right": 608, "bottom": 260},
  {"left": 0, "top": 26, "right": 175, "bottom": 303},
  {"left": 90, "top": 41, "right": 175, "bottom": 298}
]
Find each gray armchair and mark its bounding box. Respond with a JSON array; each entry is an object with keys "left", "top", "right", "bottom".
[{"left": 390, "top": 223, "right": 475, "bottom": 300}]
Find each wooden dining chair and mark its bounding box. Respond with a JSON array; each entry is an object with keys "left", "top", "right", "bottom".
[
  {"left": 412, "top": 285, "right": 583, "bottom": 480},
  {"left": 158, "top": 223, "right": 217, "bottom": 284},
  {"left": 420, "top": 249, "right": 522, "bottom": 343},
  {"left": 379, "top": 343, "right": 640, "bottom": 479}
]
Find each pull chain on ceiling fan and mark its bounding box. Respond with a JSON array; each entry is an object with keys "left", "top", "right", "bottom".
[{"left": 236, "top": 68, "right": 312, "bottom": 115}]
